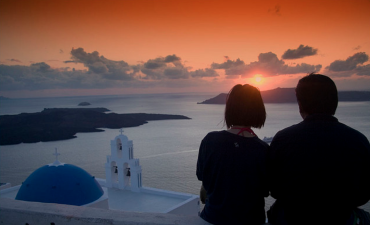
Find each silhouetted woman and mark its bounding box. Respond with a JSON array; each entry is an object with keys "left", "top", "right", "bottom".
[{"left": 197, "top": 84, "right": 269, "bottom": 225}]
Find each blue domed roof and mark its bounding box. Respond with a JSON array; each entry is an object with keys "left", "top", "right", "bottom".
[{"left": 15, "top": 164, "right": 104, "bottom": 206}]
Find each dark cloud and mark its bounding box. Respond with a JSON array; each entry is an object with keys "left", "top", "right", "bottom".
[
  {"left": 66, "top": 49, "right": 189, "bottom": 81},
  {"left": 30, "top": 62, "right": 51, "bottom": 72},
  {"left": 0, "top": 63, "right": 125, "bottom": 91},
  {"left": 281, "top": 45, "right": 318, "bottom": 59},
  {"left": 212, "top": 52, "right": 321, "bottom": 77},
  {"left": 69, "top": 48, "right": 133, "bottom": 80},
  {"left": 0, "top": 48, "right": 216, "bottom": 92},
  {"left": 140, "top": 54, "right": 189, "bottom": 80},
  {"left": 140, "top": 68, "right": 163, "bottom": 80},
  {"left": 282, "top": 63, "right": 322, "bottom": 74},
  {"left": 190, "top": 68, "right": 219, "bottom": 78},
  {"left": 89, "top": 62, "right": 108, "bottom": 74},
  {"left": 326, "top": 52, "right": 368, "bottom": 72},
  {"left": 211, "top": 58, "right": 245, "bottom": 70},
  {"left": 353, "top": 45, "right": 361, "bottom": 51},
  {"left": 144, "top": 60, "right": 165, "bottom": 69},
  {"left": 0, "top": 63, "right": 61, "bottom": 91},
  {"left": 143, "top": 54, "right": 182, "bottom": 70},
  {"left": 7, "top": 59, "right": 22, "bottom": 63},
  {"left": 164, "top": 54, "right": 181, "bottom": 62},
  {"left": 164, "top": 67, "right": 189, "bottom": 79},
  {"left": 1, "top": 47, "right": 326, "bottom": 92},
  {"left": 355, "top": 64, "right": 370, "bottom": 76},
  {"left": 268, "top": 5, "right": 281, "bottom": 16}
]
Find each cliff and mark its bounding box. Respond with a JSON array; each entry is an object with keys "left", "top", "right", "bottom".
[
  {"left": 0, "top": 108, "right": 190, "bottom": 145},
  {"left": 198, "top": 88, "right": 370, "bottom": 104}
]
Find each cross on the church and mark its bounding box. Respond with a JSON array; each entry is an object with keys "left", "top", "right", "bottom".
[
  {"left": 53, "top": 148, "right": 60, "bottom": 161},
  {"left": 119, "top": 128, "right": 124, "bottom": 135}
]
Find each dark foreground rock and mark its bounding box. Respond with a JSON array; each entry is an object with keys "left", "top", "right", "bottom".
[
  {"left": 198, "top": 88, "right": 370, "bottom": 104},
  {"left": 0, "top": 108, "right": 191, "bottom": 145}
]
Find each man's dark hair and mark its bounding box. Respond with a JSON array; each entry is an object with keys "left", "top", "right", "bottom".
[
  {"left": 296, "top": 73, "right": 338, "bottom": 115},
  {"left": 224, "top": 84, "right": 266, "bottom": 129}
]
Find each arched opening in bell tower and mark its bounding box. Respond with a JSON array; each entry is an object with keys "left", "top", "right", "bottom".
[
  {"left": 116, "top": 139, "right": 122, "bottom": 158},
  {"left": 110, "top": 161, "right": 118, "bottom": 185},
  {"left": 123, "top": 162, "right": 131, "bottom": 187}
]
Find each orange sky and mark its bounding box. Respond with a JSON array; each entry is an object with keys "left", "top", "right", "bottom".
[{"left": 1, "top": 0, "right": 370, "bottom": 98}]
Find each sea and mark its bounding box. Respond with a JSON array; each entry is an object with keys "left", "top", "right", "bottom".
[{"left": 1, "top": 93, "right": 370, "bottom": 211}]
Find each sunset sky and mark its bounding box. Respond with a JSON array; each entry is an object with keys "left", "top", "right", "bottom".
[{"left": 1, "top": 0, "right": 370, "bottom": 98}]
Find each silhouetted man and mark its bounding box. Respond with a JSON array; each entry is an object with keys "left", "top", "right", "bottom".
[{"left": 268, "top": 73, "right": 370, "bottom": 225}]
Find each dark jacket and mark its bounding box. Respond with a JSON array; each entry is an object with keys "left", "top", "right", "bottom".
[
  {"left": 197, "top": 131, "right": 269, "bottom": 225},
  {"left": 268, "top": 114, "right": 370, "bottom": 225}
]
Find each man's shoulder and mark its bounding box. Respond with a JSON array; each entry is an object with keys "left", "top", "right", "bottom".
[
  {"left": 272, "top": 119, "right": 369, "bottom": 146},
  {"left": 274, "top": 122, "right": 304, "bottom": 137},
  {"left": 337, "top": 122, "right": 370, "bottom": 142},
  {"left": 270, "top": 121, "right": 311, "bottom": 147}
]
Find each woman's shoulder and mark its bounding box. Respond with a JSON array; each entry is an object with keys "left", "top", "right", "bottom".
[
  {"left": 253, "top": 137, "right": 270, "bottom": 149},
  {"left": 205, "top": 131, "right": 269, "bottom": 147},
  {"left": 205, "top": 130, "right": 228, "bottom": 138},
  {"left": 201, "top": 130, "right": 229, "bottom": 142}
]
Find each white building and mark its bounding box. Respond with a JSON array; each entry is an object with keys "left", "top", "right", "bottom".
[{"left": 0, "top": 130, "right": 200, "bottom": 215}]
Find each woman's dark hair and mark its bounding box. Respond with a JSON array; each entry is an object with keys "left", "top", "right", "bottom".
[
  {"left": 224, "top": 84, "right": 266, "bottom": 129},
  {"left": 296, "top": 73, "right": 338, "bottom": 115}
]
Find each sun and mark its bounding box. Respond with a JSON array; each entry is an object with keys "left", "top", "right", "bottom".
[
  {"left": 253, "top": 74, "right": 263, "bottom": 85},
  {"left": 255, "top": 76, "right": 262, "bottom": 83}
]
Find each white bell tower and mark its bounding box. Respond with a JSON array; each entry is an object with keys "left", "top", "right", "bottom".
[{"left": 105, "top": 129, "right": 142, "bottom": 192}]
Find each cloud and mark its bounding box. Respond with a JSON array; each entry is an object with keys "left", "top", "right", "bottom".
[
  {"left": 355, "top": 64, "right": 370, "bottom": 76},
  {"left": 268, "top": 5, "right": 281, "bottom": 16},
  {"left": 143, "top": 55, "right": 181, "bottom": 70},
  {"left": 0, "top": 48, "right": 218, "bottom": 92},
  {"left": 326, "top": 52, "right": 368, "bottom": 72},
  {"left": 7, "top": 59, "right": 22, "bottom": 63},
  {"left": 140, "top": 68, "right": 164, "bottom": 80},
  {"left": 353, "top": 45, "right": 361, "bottom": 51},
  {"left": 144, "top": 61, "right": 165, "bottom": 69},
  {"left": 190, "top": 68, "right": 219, "bottom": 78},
  {"left": 211, "top": 52, "right": 321, "bottom": 78},
  {"left": 281, "top": 45, "right": 318, "bottom": 59},
  {"left": 282, "top": 63, "right": 322, "bottom": 74},
  {"left": 324, "top": 52, "right": 370, "bottom": 77},
  {"left": 68, "top": 48, "right": 134, "bottom": 80},
  {"left": 164, "top": 54, "right": 181, "bottom": 62},
  {"left": 164, "top": 67, "right": 189, "bottom": 79},
  {"left": 0, "top": 62, "right": 130, "bottom": 91},
  {"left": 30, "top": 62, "right": 51, "bottom": 72},
  {"left": 211, "top": 58, "right": 245, "bottom": 70},
  {"left": 140, "top": 54, "right": 191, "bottom": 80},
  {"left": 0, "top": 48, "right": 333, "bottom": 93}
]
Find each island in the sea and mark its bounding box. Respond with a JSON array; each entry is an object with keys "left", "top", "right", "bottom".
[
  {"left": 0, "top": 108, "right": 191, "bottom": 146},
  {"left": 198, "top": 88, "right": 370, "bottom": 104},
  {"left": 78, "top": 102, "right": 91, "bottom": 106}
]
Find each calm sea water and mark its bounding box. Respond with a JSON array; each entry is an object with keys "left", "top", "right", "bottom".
[{"left": 1, "top": 93, "right": 370, "bottom": 210}]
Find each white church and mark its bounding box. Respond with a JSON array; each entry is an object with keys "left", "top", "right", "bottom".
[{"left": 0, "top": 130, "right": 200, "bottom": 215}]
